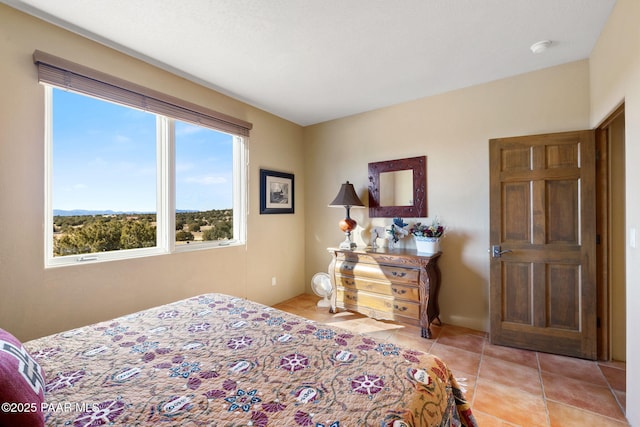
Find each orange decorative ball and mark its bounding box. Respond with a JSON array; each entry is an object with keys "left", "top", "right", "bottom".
[{"left": 338, "top": 218, "right": 357, "bottom": 232}]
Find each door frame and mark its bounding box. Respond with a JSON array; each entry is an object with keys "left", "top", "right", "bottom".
[{"left": 595, "top": 103, "right": 626, "bottom": 361}]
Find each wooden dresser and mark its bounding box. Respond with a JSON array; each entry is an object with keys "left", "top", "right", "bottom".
[{"left": 328, "top": 247, "right": 442, "bottom": 339}]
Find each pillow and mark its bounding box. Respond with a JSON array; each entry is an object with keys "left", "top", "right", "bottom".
[{"left": 0, "top": 328, "right": 46, "bottom": 427}]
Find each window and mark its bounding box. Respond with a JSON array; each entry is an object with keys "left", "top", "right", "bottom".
[
  {"left": 174, "top": 120, "right": 239, "bottom": 247},
  {"left": 37, "top": 51, "right": 251, "bottom": 267}
]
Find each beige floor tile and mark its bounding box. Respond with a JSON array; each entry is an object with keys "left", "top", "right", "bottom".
[
  {"left": 547, "top": 400, "right": 629, "bottom": 427},
  {"left": 474, "top": 378, "right": 549, "bottom": 427},
  {"left": 436, "top": 329, "right": 486, "bottom": 354},
  {"left": 542, "top": 371, "right": 627, "bottom": 422},
  {"left": 429, "top": 343, "right": 481, "bottom": 377},
  {"left": 483, "top": 342, "right": 539, "bottom": 370},
  {"left": 479, "top": 355, "right": 543, "bottom": 396},
  {"left": 471, "top": 410, "right": 519, "bottom": 426},
  {"left": 599, "top": 364, "right": 626, "bottom": 392},
  {"left": 538, "top": 352, "right": 608, "bottom": 387},
  {"left": 613, "top": 390, "right": 626, "bottom": 414},
  {"left": 385, "top": 330, "right": 434, "bottom": 353}
]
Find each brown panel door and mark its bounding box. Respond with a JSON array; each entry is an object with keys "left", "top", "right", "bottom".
[{"left": 489, "top": 130, "right": 597, "bottom": 360}]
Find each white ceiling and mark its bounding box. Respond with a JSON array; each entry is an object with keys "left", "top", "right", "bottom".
[{"left": 3, "top": 0, "right": 617, "bottom": 126}]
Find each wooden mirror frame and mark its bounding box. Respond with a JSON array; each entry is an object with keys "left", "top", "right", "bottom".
[{"left": 368, "top": 156, "right": 427, "bottom": 218}]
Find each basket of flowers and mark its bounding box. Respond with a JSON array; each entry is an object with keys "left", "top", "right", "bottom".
[{"left": 409, "top": 218, "right": 445, "bottom": 254}]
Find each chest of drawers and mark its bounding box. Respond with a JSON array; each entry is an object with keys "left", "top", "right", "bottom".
[{"left": 328, "top": 247, "right": 442, "bottom": 339}]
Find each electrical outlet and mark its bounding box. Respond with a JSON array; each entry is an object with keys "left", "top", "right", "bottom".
[{"left": 271, "top": 277, "right": 277, "bottom": 286}]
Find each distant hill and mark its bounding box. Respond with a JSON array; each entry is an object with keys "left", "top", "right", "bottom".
[
  {"left": 54, "top": 209, "right": 136, "bottom": 217},
  {"left": 53, "top": 209, "right": 198, "bottom": 216}
]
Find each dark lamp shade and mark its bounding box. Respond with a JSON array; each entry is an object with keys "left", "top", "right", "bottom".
[{"left": 329, "top": 181, "right": 364, "bottom": 207}]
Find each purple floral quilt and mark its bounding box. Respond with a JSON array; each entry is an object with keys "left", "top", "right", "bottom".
[{"left": 25, "top": 294, "right": 477, "bottom": 426}]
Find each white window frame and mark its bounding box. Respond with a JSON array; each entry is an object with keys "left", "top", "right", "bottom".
[{"left": 44, "top": 86, "right": 248, "bottom": 268}]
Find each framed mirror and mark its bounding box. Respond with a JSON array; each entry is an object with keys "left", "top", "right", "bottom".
[{"left": 368, "top": 156, "right": 427, "bottom": 218}]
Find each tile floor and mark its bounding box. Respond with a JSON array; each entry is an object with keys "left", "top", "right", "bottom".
[{"left": 272, "top": 294, "right": 629, "bottom": 427}]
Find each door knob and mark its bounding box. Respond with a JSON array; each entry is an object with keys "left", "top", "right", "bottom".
[{"left": 491, "top": 245, "right": 512, "bottom": 258}]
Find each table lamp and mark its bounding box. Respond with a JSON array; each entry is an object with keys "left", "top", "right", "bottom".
[{"left": 329, "top": 181, "right": 364, "bottom": 249}]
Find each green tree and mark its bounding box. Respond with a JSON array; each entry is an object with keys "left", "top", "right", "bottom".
[
  {"left": 120, "top": 220, "right": 156, "bottom": 249},
  {"left": 176, "top": 230, "right": 195, "bottom": 241},
  {"left": 54, "top": 219, "right": 122, "bottom": 255},
  {"left": 202, "top": 221, "right": 232, "bottom": 240}
]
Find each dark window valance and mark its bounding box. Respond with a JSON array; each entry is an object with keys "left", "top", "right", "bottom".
[{"left": 33, "top": 50, "right": 252, "bottom": 137}]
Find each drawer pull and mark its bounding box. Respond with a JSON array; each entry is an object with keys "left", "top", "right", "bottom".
[
  {"left": 392, "top": 288, "right": 407, "bottom": 295},
  {"left": 342, "top": 265, "right": 355, "bottom": 271},
  {"left": 391, "top": 271, "right": 407, "bottom": 278},
  {"left": 394, "top": 304, "right": 408, "bottom": 312},
  {"left": 346, "top": 294, "right": 357, "bottom": 301}
]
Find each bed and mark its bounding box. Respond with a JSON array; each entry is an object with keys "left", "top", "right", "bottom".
[{"left": 16, "top": 293, "right": 476, "bottom": 426}]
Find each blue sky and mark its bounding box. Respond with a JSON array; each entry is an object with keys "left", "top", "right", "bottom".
[{"left": 52, "top": 89, "right": 234, "bottom": 212}]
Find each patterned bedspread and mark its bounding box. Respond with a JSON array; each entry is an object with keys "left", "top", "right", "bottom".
[{"left": 25, "top": 294, "right": 477, "bottom": 427}]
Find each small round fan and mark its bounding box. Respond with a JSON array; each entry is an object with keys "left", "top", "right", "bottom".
[{"left": 311, "top": 272, "right": 334, "bottom": 309}]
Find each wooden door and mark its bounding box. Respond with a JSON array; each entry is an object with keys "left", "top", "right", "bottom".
[{"left": 489, "top": 130, "right": 597, "bottom": 360}]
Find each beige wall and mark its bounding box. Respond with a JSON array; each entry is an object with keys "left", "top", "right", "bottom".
[
  {"left": 304, "top": 60, "right": 591, "bottom": 333},
  {"left": 0, "top": 5, "right": 306, "bottom": 341},
  {"left": 590, "top": 0, "right": 640, "bottom": 424}
]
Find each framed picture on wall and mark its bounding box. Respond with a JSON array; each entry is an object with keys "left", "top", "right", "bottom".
[{"left": 260, "top": 169, "right": 294, "bottom": 214}]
